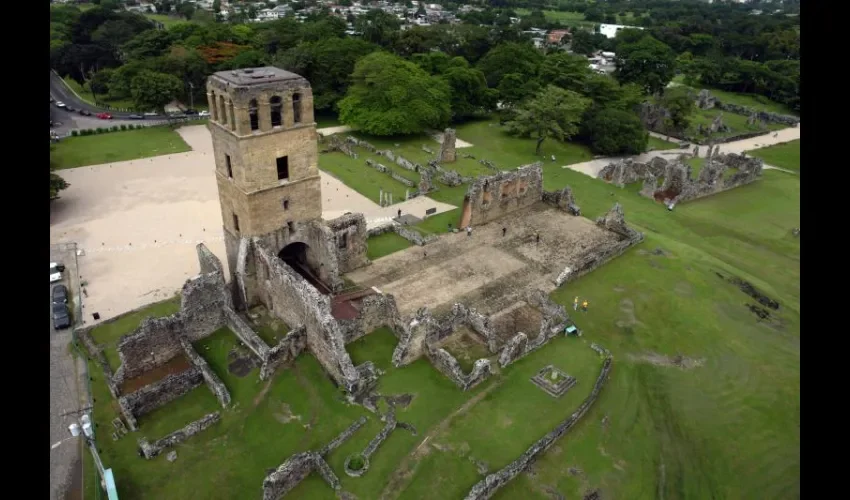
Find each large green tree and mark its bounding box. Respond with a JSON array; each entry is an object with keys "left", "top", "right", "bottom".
[
  {"left": 583, "top": 108, "right": 648, "bottom": 156},
  {"left": 614, "top": 36, "right": 677, "bottom": 95},
  {"left": 441, "top": 57, "right": 497, "bottom": 120},
  {"left": 130, "top": 70, "right": 182, "bottom": 113},
  {"left": 338, "top": 52, "right": 451, "bottom": 136},
  {"left": 658, "top": 86, "right": 696, "bottom": 134},
  {"left": 477, "top": 42, "right": 543, "bottom": 88},
  {"left": 538, "top": 52, "right": 592, "bottom": 93},
  {"left": 504, "top": 85, "right": 590, "bottom": 155}
]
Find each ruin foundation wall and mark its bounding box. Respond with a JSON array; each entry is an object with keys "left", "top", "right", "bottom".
[{"left": 138, "top": 412, "right": 221, "bottom": 459}]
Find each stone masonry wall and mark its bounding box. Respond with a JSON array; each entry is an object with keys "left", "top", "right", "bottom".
[
  {"left": 464, "top": 354, "right": 614, "bottom": 500},
  {"left": 252, "top": 238, "right": 362, "bottom": 393},
  {"left": 498, "top": 290, "right": 570, "bottom": 368},
  {"left": 138, "top": 412, "right": 221, "bottom": 459},
  {"left": 338, "top": 293, "right": 404, "bottom": 344},
  {"left": 261, "top": 326, "right": 308, "bottom": 380},
  {"left": 115, "top": 316, "right": 185, "bottom": 383},
  {"left": 425, "top": 346, "right": 494, "bottom": 391},
  {"left": 542, "top": 186, "right": 581, "bottom": 216},
  {"left": 326, "top": 213, "right": 370, "bottom": 274},
  {"left": 461, "top": 163, "right": 544, "bottom": 227},
  {"left": 119, "top": 368, "right": 204, "bottom": 419},
  {"left": 178, "top": 336, "right": 231, "bottom": 408}
]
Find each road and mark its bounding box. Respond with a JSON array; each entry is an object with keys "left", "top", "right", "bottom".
[
  {"left": 49, "top": 70, "right": 166, "bottom": 120},
  {"left": 50, "top": 243, "right": 88, "bottom": 500}
]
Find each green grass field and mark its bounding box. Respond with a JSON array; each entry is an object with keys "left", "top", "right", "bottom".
[
  {"left": 82, "top": 115, "right": 799, "bottom": 499},
  {"left": 146, "top": 13, "right": 192, "bottom": 27},
  {"left": 367, "top": 232, "right": 413, "bottom": 260},
  {"left": 52, "top": 126, "right": 193, "bottom": 169},
  {"left": 746, "top": 140, "right": 800, "bottom": 172},
  {"left": 647, "top": 136, "right": 679, "bottom": 151},
  {"left": 688, "top": 108, "right": 785, "bottom": 142}
]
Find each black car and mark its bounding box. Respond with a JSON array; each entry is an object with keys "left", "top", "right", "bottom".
[
  {"left": 184, "top": 109, "right": 199, "bottom": 116},
  {"left": 78, "top": 109, "right": 91, "bottom": 116},
  {"left": 52, "top": 284, "right": 68, "bottom": 304},
  {"left": 67, "top": 106, "right": 76, "bottom": 112},
  {"left": 53, "top": 303, "right": 71, "bottom": 330},
  {"left": 128, "top": 114, "right": 145, "bottom": 120}
]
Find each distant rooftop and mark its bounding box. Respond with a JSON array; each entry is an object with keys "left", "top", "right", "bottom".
[{"left": 212, "top": 67, "right": 304, "bottom": 86}]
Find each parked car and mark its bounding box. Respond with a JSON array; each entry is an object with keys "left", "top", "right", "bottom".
[
  {"left": 144, "top": 111, "right": 158, "bottom": 117},
  {"left": 53, "top": 302, "right": 71, "bottom": 330},
  {"left": 50, "top": 262, "right": 64, "bottom": 283},
  {"left": 128, "top": 114, "right": 145, "bottom": 120},
  {"left": 67, "top": 106, "right": 76, "bottom": 113},
  {"left": 184, "top": 109, "right": 199, "bottom": 116},
  {"left": 52, "top": 284, "right": 68, "bottom": 304},
  {"left": 198, "top": 110, "right": 210, "bottom": 118},
  {"left": 78, "top": 109, "right": 92, "bottom": 116},
  {"left": 55, "top": 101, "right": 66, "bottom": 108},
  {"left": 96, "top": 112, "right": 113, "bottom": 120}
]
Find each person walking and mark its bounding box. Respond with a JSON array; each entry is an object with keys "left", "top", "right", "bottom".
[
  {"left": 397, "top": 209, "right": 402, "bottom": 218},
  {"left": 536, "top": 233, "right": 540, "bottom": 245},
  {"left": 582, "top": 300, "right": 588, "bottom": 313},
  {"left": 502, "top": 227, "right": 507, "bottom": 237},
  {"left": 573, "top": 297, "right": 579, "bottom": 311},
  {"left": 466, "top": 226, "right": 472, "bottom": 237}
]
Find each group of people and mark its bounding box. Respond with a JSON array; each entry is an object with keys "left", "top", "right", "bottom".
[{"left": 574, "top": 296, "right": 589, "bottom": 313}]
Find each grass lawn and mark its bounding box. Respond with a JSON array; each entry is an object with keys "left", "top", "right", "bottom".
[
  {"left": 52, "top": 126, "right": 193, "bottom": 169},
  {"left": 672, "top": 78, "right": 798, "bottom": 117},
  {"left": 647, "top": 136, "right": 679, "bottom": 151},
  {"left": 367, "top": 232, "right": 413, "bottom": 260},
  {"left": 83, "top": 131, "right": 799, "bottom": 499},
  {"left": 746, "top": 140, "right": 800, "bottom": 172},
  {"left": 63, "top": 77, "right": 137, "bottom": 111},
  {"left": 146, "top": 13, "right": 192, "bottom": 27}
]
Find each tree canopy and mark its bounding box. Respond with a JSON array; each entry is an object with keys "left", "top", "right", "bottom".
[
  {"left": 338, "top": 52, "right": 451, "bottom": 136},
  {"left": 614, "top": 35, "right": 677, "bottom": 96},
  {"left": 504, "top": 85, "right": 590, "bottom": 155}
]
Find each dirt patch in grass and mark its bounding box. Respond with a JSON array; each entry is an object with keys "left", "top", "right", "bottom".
[
  {"left": 273, "top": 403, "right": 302, "bottom": 424},
  {"left": 438, "top": 327, "right": 492, "bottom": 372},
  {"left": 628, "top": 352, "right": 705, "bottom": 370},
  {"left": 227, "top": 347, "right": 259, "bottom": 378},
  {"left": 615, "top": 298, "right": 642, "bottom": 331},
  {"left": 120, "top": 354, "right": 193, "bottom": 394}
]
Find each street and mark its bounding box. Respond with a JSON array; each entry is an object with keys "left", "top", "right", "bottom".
[{"left": 50, "top": 243, "right": 87, "bottom": 500}]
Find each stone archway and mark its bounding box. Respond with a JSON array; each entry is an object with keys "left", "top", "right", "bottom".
[{"left": 278, "top": 242, "right": 331, "bottom": 294}]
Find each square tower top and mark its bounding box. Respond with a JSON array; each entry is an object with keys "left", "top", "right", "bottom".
[{"left": 211, "top": 67, "right": 306, "bottom": 87}]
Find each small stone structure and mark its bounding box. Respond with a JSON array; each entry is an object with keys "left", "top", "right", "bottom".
[
  {"left": 599, "top": 153, "right": 764, "bottom": 206},
  {"left": 138, "top": 412, "right": 221, "bottom": 459},
  {"left": 530, "top": 365, "right": 577, "bottom": 398},
  {"left": 459, "top": 163, "right": 544, "bottom": 228},
  {"left": 367, "top": 220, "right": 439, "bottom": 247},
  {"left": 497, "top": 290, "right": 571, "bottom": 368},
  {"left": 440, "top": 128, "right": 457, "bottom": 163},
  {"left": 464, "top": 350, "right": 613, "bottom": 500},
  {"left": 343, "top": 409, "right": 415, "bottom": 478},
  {"left": 262, "top": 416, "right": 368, "bottom": 499}
]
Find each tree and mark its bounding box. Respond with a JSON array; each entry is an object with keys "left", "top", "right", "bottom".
[
  {"left": 130, "top": 70, "right": 182, "bottom": 113},
  {"left": 583, "top": 108, "right": 648, "bottom": 156},
  {"left": 657, "top": 87, "right": 696, "bottom": 133},
  {"left": 497, "top": 73, "right": 540, "bottom": 108},
  {"left": 50, "top": 148, "right": 69, "bottom": 201},
  {"left": 338, "top": 52, "right": 451, "bottom": 136},
  {"left": 504, "top": 85, "right": 590, "bottom": 155},
  {"left": 614, "top": 36, "right": 677, "bottom": 95},
  {"left": 355, "top": 9, "right": 401, "bottom": 47},
  {"left": 477, "top": 42, "right": 543, "bottom": 88},
  {"left": 538, "top": 52, "right": 592, "bottom": 93},
  {"left": 569, "top": 30, "right": 606, "bottom": 56},
  {"left": 441, "top": 57, "right": 497, "bottom": 120}
]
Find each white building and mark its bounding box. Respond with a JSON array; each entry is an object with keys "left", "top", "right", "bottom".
[{"left": 599, "top": 23, "right": 645, "bottom": 39}]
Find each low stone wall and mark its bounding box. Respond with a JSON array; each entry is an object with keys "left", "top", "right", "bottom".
[
  {"left": 224, "top": 307, "right": 270, "bottom": 361},
  {"left": 425, "top": 303, "right": 498, "bottom": 354},
  {"left": 716, "top": 101, "right": 799, "bottom": 125},
  {"left": 395, "top": 225, "right": 439, "bottom": 246},
  {"left": 138, "top": 412, "right": 221, "bottom": 459},
  {"left": 365, "top": 159, "right": 417, "bottom": 187},
  {"left": 391, "top": 308, "right": 432, "bottom": 367},
  {"left": 464, "top": 354, "right": 614, "bottom": 500},
  {"left": 263, "top": 415, "right": 369, "bottom": 499},
  {"left": 426, "top": 346, "right": 494, "bottom": 391},
  {"left": 178, "top": 336, "right": 231, "bottom": 408},
  {"left": 119, "top": 368, "right": 203, "bottom": 419}
]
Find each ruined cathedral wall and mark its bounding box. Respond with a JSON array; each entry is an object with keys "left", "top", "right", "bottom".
[{"left": 462, "top": 164, "right": 544, "bottom": 227}]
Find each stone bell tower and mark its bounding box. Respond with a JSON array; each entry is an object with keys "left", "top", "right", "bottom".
[{"left": 206, "top": 67, "right": 322, "bottom": 285}]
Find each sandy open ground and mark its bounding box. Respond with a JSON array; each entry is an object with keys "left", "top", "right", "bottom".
[{"left": 50, "top": 125, "right": 456, "bottom": 324}]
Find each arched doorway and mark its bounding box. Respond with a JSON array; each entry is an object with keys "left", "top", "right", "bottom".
[{"left": 278, "top": 242, "right": 331, "bottom": 294}]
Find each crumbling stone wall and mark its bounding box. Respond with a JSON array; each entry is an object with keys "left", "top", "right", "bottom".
[
  {"left": 542, "top": 186, "right": 581, "bottom": 216},
  {"left": 119, "top": 368, "right": 203, "bottom": 419},
  {"left": 365, "top": 158, "right": 417, "bottom": 187},
  {"left": 178, "top": 336, "right": 231, "bottom": 408},
  {"left": 391, "top": 308, "right": 433, "bottom": 367},
  {"left": 498, "top": 290, "right": 570, "bottom": 368},
  {"left": 338, "top": 293, "right": 404, "bottom": 344},
  {"left": 460, "top": 163, "right": 544, "bottom": 228},
  {"left": 254, "top": 220, "right": 345, "bottom": 292},
  {"left": 425, "top": 303, "right": 498, "bottom": 354},
  {"left": 695, "top": 89, "right": 800, "bottom": 125},
  {"left": 599, "top": 154, "right": 763, "bottom": 205},
  {"left": 326, "top": 213, "right": 370, "bottom": 273},
  {"left": 425, "top": 346, "right": 494, "bottom": 391},
  {"left": 114, "top": 317, "right": 185, "bottom": 383},
  {"left": 251, "top": 238, "right": 362, "bottom": 393},
  {"left": 465, "top": 353, "right": 614, "bottom": 500},
  {"left": 261, "top": 326, "right": 308, "bottom": 380},
  {"left": 138, "top": 412, "right": 221, "bottom": 459},
  {"left": 440, "top": 128, "right": 457, "bottom": 163}
]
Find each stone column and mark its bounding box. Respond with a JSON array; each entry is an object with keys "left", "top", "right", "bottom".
[
  {"left": 207, "top": 92, "right": 217, "bottom": 122},
  {"left": 234, "top": 102, "right": 250, "bottom": 136},
  {"left": 440, "top": 128, "right": 457, "bottom": 163},
  {"left": 258, "top": 98, "right": 271, "bottom": 132},
  {"left": 228, "top": 101, "right": 236, "bottom": 131},
  {"left": 283, "top": 93, "right": 294, "bottom": 128}
]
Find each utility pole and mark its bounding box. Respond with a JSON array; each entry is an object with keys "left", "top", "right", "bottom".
[{"left": 189, "top": 82, "right": 195, "bottom": 111}]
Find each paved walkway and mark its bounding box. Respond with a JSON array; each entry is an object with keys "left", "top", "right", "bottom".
[{"left": 566, "top": 125, "right": 801, "bottom": 178}]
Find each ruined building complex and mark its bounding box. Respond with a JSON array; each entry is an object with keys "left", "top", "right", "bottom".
[{"left": 81, "top": 67, "right": 641, "bottom": 499}]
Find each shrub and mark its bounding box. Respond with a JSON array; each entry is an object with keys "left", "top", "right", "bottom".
[
  {"left": 583, "top": 108, "right": 649, "bottom": 156},
  {"left": 96, "top": 127, "right": 104, "bottom": 134},
  {"left": 120, "top": 124, "right": 127, "bottom": 131},
  {"left": 71, "top": 130, "right": 79, "bottom": 136}
]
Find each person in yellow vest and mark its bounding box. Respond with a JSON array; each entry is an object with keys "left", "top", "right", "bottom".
[
  {"left": 573, "top": 296, "right": 579, "bottom": 311},
  {"left": 582, "top": 300, "right": 588, "bottom": 312}
]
